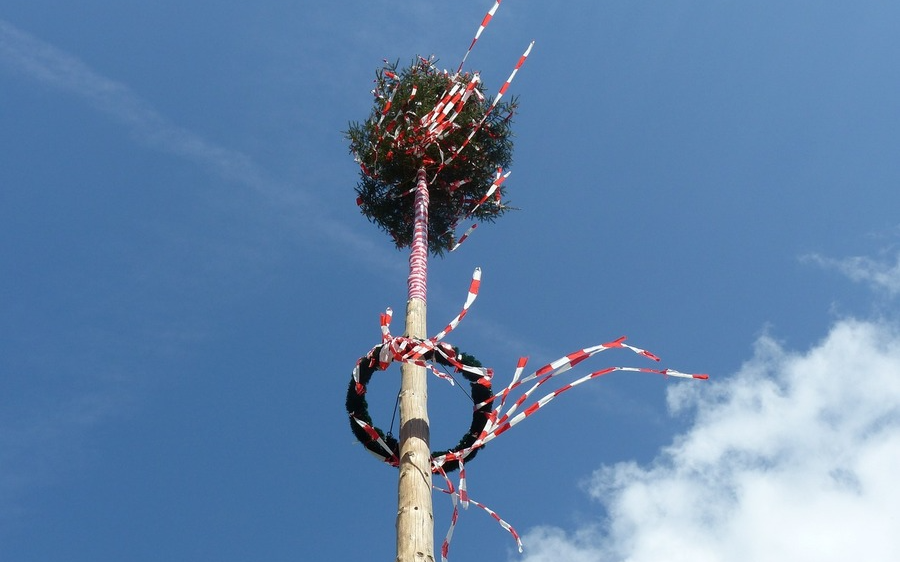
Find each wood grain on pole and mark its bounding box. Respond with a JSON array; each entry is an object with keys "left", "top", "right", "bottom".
[{"left": 396, "top": 297, "right": 434, "bottom": 562}]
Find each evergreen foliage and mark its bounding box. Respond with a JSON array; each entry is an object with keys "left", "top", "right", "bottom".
[{"left": 347, "top": 58, "right": 517, "bottom": 255}]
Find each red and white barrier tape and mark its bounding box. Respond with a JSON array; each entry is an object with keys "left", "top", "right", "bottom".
[
  {"left": 462, "top": 339, "right": 707, "bottom": 450},
  {"left": 431, "top": 336, "right": 706, "bottom": 559},
  {"left": 450, "top": 41, "right": 534, "bottom": 167},
  {"left": 408, "top": 168, "right": 430, "bottom": 302},
  {"left": 444, "top": 40, "right": 533, "bottom": 249},
  {"left": 358, "top": 0, "right": 532, "bottom": 254},
  {"left": 435, "top": 461, "right": 523, "bottom": 562},
  {"left": 457, "top": 0, "right": 502, "bottom": 75},
  {"left": 447, "top": 166, "right": 510, "bottom": 253},
  {"left": 352, "top": 416, "right": 399, "bottom": 465},
  {"left": 449, "top": 223, "right": 477, "bottom": 252},
  {"left": 358, "top": 267, "right": 707, "bottom": 559},
  {"left": 355, "top": 2, "right": 709, "bottom": 558},
  {"left": 432, "top": 268, "right": 482, "bottom": 342},
  {"left": 355, "top": 268, "right": 487, "bottom": 387}
]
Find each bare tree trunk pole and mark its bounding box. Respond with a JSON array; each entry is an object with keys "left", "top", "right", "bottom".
[{"left": 396, "top": 167, "right": 434, "bottom": 562}]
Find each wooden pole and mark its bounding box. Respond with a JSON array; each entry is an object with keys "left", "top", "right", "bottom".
[{"left": 396, "top": 168, "right": 434, "bottom": 562}]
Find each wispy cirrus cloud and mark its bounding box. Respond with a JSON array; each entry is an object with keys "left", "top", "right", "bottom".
[
  {"left": 804, "top": 251, "right": 900, "bottom": 297},
  {"left": 0, "top": 18, "right": 294, "bottom": 201},
  {"left": 516, "top": 317, "right": 900, "bottom": 562},
  {"left": 0, "top": 18, "right": 407, "bottom": 271},
  {"left": 0, "top": 18, "right": 402, "bottom": 521}
]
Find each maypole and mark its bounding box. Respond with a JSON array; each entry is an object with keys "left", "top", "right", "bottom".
[
  {"left": 345, "top": 3, "right": 707, "bottom": 562},
  {"left": 396, "top": 167, "right": 434, "bottom": 562}
]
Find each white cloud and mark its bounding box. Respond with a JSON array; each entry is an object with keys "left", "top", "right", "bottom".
[
  {"left": 805, "top": 252, "right": 900, "bottom": 297},
  {"left": 519, "top": 318, "right": 900, "bottom": 562}
]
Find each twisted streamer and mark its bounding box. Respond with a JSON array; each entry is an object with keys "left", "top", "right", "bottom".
[
  {"left": 449, "top": 41, "right": 534, "bottom": 167},
  {"left": 435, "top": 461, "right": 522, "bottom": 562},
  {"left": 457, "top": 0, "right": 503, "bottom": 75},
  {"left": 408, "top": 168, "right": 429, "bottom": 301},
  {"left": 449, "top": 223, "right": 477, "bottom": 252},
  {"left": 431, "top": 268, "right": 482, "bottom": 342},
  {"left": 348, "top": 2, "right": 709, "bottom": 559},
  {"left": 440, "top": 41, "right": 534, "bottom": 250},
  {"left": 350, "top": 1, "right": 531, "bottom": 255},
  {"left": 349, "top": 268, "right": 707, "bottom": 559},
  {"left": 354, "top": 268, "right": 488, "bottom": 390},
  {"left": 429, "top": 338, "right": 705, "bottom": 558},
  {"left": 456, "top": 340, "right": 707, "bottom": 459}
]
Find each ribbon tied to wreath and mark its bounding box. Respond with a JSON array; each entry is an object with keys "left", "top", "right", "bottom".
[
  {"left": 353, "top": 267, "right": 489, "bottom": 395},
  {"left": 346, "top": 266, "right": 708, "bottom": 561}
]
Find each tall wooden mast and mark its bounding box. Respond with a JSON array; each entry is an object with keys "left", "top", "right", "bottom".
[{"left": 396, "top": 167, "right": 435, "bottom": 562}]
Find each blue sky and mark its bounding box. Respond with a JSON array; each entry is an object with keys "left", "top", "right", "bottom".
[{"left": 3, "top": 1, "right": 900, "bottom": 561}]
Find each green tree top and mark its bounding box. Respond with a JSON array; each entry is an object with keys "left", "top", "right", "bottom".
[{"left": 347, "top": 57, "right": 517, "bottom": 256}]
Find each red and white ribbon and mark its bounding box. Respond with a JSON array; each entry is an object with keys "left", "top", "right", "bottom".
[
  {"left": 408, "top": 168, "right": 430, "bottom": 302},
  {"left": 354, "top": 3, "right": 710, "bottom": 558},
  {"left": 352, "top": 416, "right": 399, "bottom": 465},
  {"left": 435, "top": 462, "right": 522, "bottom": 562},
  {"left": 431, "top": 268, "right": 482, "bottom": 342},
  {"left": 358, "top": 268, "right": 487, "bottom": 387},
  {"left": 447, "top": 168, "right": 511, "bottom": 252},
  {"left": 450, "top": 223, "right": 477, "bottom": 252},
  {"left": 458, "top": 340, "right": 708, "bottom": 455},
  {"left": 420, "top": 73, "right": 482, "bottom": 147},
  {"left": 450, "top": 41, "right": 535, "bottom": 165},
  {"left": 356, "top": 267, "right": 707, "bottom": 559},
  {"left": 456, "top": 0, "right": 503, "bottom": 75},
  {"left": 495, "top": 40, "right": 534, "bottom": 103},
  {"left": 431, "top": 336, "right": 706, "bottom": 559},
  {"left": 356, "top": 2, "right": 533, "bottom": 256},
  {"left": 441, "top": 40, "right": 534, "bottom": 249}
]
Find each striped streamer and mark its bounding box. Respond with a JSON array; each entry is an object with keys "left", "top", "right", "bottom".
[
  {"left": 457, "top": 0, "right": 503, "bottom": 75},
  {"left": 358, "top": 267, "right": 707, "bottom": 560},
  {"left": 407, "top": 168, "right": 429, "bottom": 302}
]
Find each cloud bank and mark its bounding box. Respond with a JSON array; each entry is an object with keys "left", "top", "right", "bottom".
[{"left": 519, "top": 317, "right": 900, "bottom": 562}]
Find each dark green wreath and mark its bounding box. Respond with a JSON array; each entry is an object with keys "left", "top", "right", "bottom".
[
  {"left": 346, "top": 345, "right": 492, "bottom": 473},
  {"left": 346, "top": 58, "right": 517, "bottom": 256}
]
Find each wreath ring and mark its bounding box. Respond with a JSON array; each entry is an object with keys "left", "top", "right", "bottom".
[{"left": 346, "top": 344, "right": 492, "bottom": 473}]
